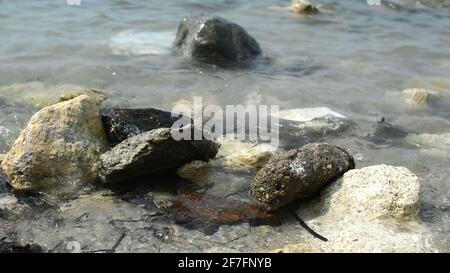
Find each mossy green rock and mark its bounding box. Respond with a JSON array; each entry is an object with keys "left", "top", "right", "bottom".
[{"left": 0, "top": 95, "right": 108, "bottom": 197}]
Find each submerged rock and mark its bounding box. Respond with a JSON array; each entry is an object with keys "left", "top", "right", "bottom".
[
  {"left": 101, "top": 108, "right": 187, "bottom": 146},
  {"left": 272, "top": 107, "right": 351, "bottom": 145},
  {"left": 251, "top": 143, "right": 354, "bottom": 211},
  {"left": 100, "top": 126, "right": 219, "bottom": 186},
  {"left": 177, "top": 138, "right": 278, "bottom": 186},
  {"left": 367, "top": 117, "right": 409, "bottom": 146},
  {"left": 406, "top": 132, "right": 450, "bottom": 158},
  {"left": 291, "top": 0, "right": 319, "bottom": 14},
  {"left": 274, "top": 107, "right": 346, "bottom": 122},
  {"left": 174, "top": 15, "right": 262, "bottom": 66},
  {"left": 0, "top": 82, "right": 106, "bottom": 109},
  {"left": 0, "top": 95, "right": 108, "bottom": 196},
  {"left": 0, "top": 238, "right": 45, "bottom": 253},
  {"left": 402, "top": 88, "right": 439, "bottom": 107},
  {"left": 321, "top": 165, "right": 421, "bottom": 220},
  {"left": 171, "top": 190, "right": 279, "bottom": 235}
]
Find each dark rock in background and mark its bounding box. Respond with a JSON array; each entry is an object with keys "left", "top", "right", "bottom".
[{"left": 174, "top": 15, "right": 262, "bottom": 66}]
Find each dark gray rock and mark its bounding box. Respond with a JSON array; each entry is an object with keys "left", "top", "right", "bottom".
[
  {"left": 0, "top": 238, "right": 44, "bottom": 253},
  {"left": 250, "top": 143, "right": 354, "bottom": 211},
  {"left": 100, "top": 126, "right": 220, "bottom": 186},
  {"left": 366, "top": 117, "right": 409, "bottom": 146},
  {"left": 174, "top": 15, "right": 262, "bottom": 66},
  {"left": 101, "top": 108, "right": 190, "bottom": 146}
]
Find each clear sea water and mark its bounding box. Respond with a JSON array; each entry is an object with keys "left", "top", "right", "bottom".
[{"left": 0, "top": 0, "right": 449, "bottom": 252}]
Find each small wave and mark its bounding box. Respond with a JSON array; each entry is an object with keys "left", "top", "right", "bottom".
[{"left": 109, "top": 30, "right": 174, "bottom": 56}]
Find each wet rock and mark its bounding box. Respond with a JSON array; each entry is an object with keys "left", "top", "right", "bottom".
[
  {"left": 274, "top": 107, "right": 346, "bottom": 123},
  {"left": 251, "top": 143, "right": 354, "bottom": 211},
  {"left": 171, "top": 190, "right": 279, "bottom": 235},
  {"left": 323, "top": 165, "right": 421, "bottom": 220},
  {"left": 0, "top": 95, "right": 108, "bottom": 197},
  {"left": 0, "top": 238, "right": 45, "bottom": 253},
  {"left": 402, "top": 88, "right": 439, "bottom": 107},
  {"left": 174, "top": 15, "right": 262, "bottom": 66},
  {"left": 100, "top": 126, "right": 219, "bottom": 186},
  {"left": 101, "top": 108, "right": 187, "bottom": 146},
  {"left": 0, "top": 81, "right": 106, "bottom": 109},
  {"left": 366, "top": 117, "right": 409, "bottom": 146},
  {"left": 406, "top": 132, "right": 450, "bottom": 158},
  {"left": 272, "top": 107, "right": 351, "bottom": 145},
  {"left": 177, "top": 138, "right": 278, "bottom": 187},
  {"left": 290, "top": 164, "right": 426, "bottom": 252},
  {"left": 0, "top": 194, "right": 19, "bottom": 212},
  {"left": 291, "top": 0, "right": 319, "bottom": 14}
]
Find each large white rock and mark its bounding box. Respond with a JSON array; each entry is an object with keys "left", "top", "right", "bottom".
[
  {"left": 291, "top": 164, "right": 427, "bottom": 252},
  {"left": 324, "top": 164, "right": 421, "bottom": 220},
  {"left": 1, "top": 95, "right": 108, "bottom": 197}
]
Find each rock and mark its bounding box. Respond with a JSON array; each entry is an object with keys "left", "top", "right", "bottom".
[
  {"left": 0, "top": 81, "right": 107, "bottom": 109},
  {"left": 366, "top": 117, "right": 409, "bottom": 146},
  {"left": 406, "top": 132, "right": 450, "bottom": 158},
  {"left": 322, "top": 165, "right": 421, "bottom": 220},
  {"left": 251, "top": 143, "right": 354, "bottom": 211},
  {"left": 100, "top": 126, "right": 219, "bottom": 186},
  {"left": 0, "top": 238, "right": 45, "bottom": 253},
  {"left": 177, "top": 138, "right": 278, "bottom": 186},
  {"left": 402, "top": 88, "right": 440, "bottom": 107},
  {"left": 0, "top": 95, "right": 108, "bottom": 196},
  {"left": 271, "top": 243, "right": 312, "bottom": 253},
  {"left": 174, "top": 15, "right": 262, "bottom": 66},
  {"left": 215, "top": 137, "right": 278, "bottom": 170},
  {"left": 291, "top": 0, "right": 319, "bottom": 14},
  {"left": 274, "top": 107, "right": 346, "bottom": 122},
  {"left": 177, "top": 160, "right": 212, "bottom": 186},
  {"left": 0, "top": 194, "right": 19, "bottom": 212},
  {"left": 101, "top": 108, "right": 187, "bottom": 146},
  {"left": 272, "top": 108, "right": 351, "bottom": 145},
  {"left": 170, "top": 190, "right": 279, "bottom": 235},
  {"left": 289, "top": 164, "right": 426, "bottom": 252},
  {"left": 0, "top": 154, "right": 4, "bottom": 165}
]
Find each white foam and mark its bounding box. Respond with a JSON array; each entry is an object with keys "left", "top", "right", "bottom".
[
  {"left": 273, "top": 107, "right": 346, "bottom": 122},
  {"left": 109, "top": 30, "right": 174, "bottom": 56}
]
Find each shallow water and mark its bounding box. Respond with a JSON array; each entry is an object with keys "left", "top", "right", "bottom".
[{"left": 0, "top": 0, "right": 449, "bottom": 252}]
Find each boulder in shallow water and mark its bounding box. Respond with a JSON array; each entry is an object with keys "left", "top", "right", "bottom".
[
  {"left": 291, "top": 0, "right": 319, "bottom": 14},
  {"left": 322, "top": 164, "right": 421, "bottom": 220},
  {"left": 101, "top": 108, "right": 187, "bottom": 146},
  {"left": 0, "top": 95, "right": 108, "bottom": 196},
  {"left": 272, "top": 107, "right": 351, "bottom": 146},
  {"left": 100, "top": 126, "right": 219, "bottom": 186},
  {"left": 402, "top": 88, "right": 439, "bottom": 108},
  {"left": 0, "top": 81, "right": 106, "bottom": 109},
  {"left": 174, "top": 15, "right": 262, "bottom": 66},
  {"left": 251, "top": 143, "right": 354, "bottom": 211}
]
